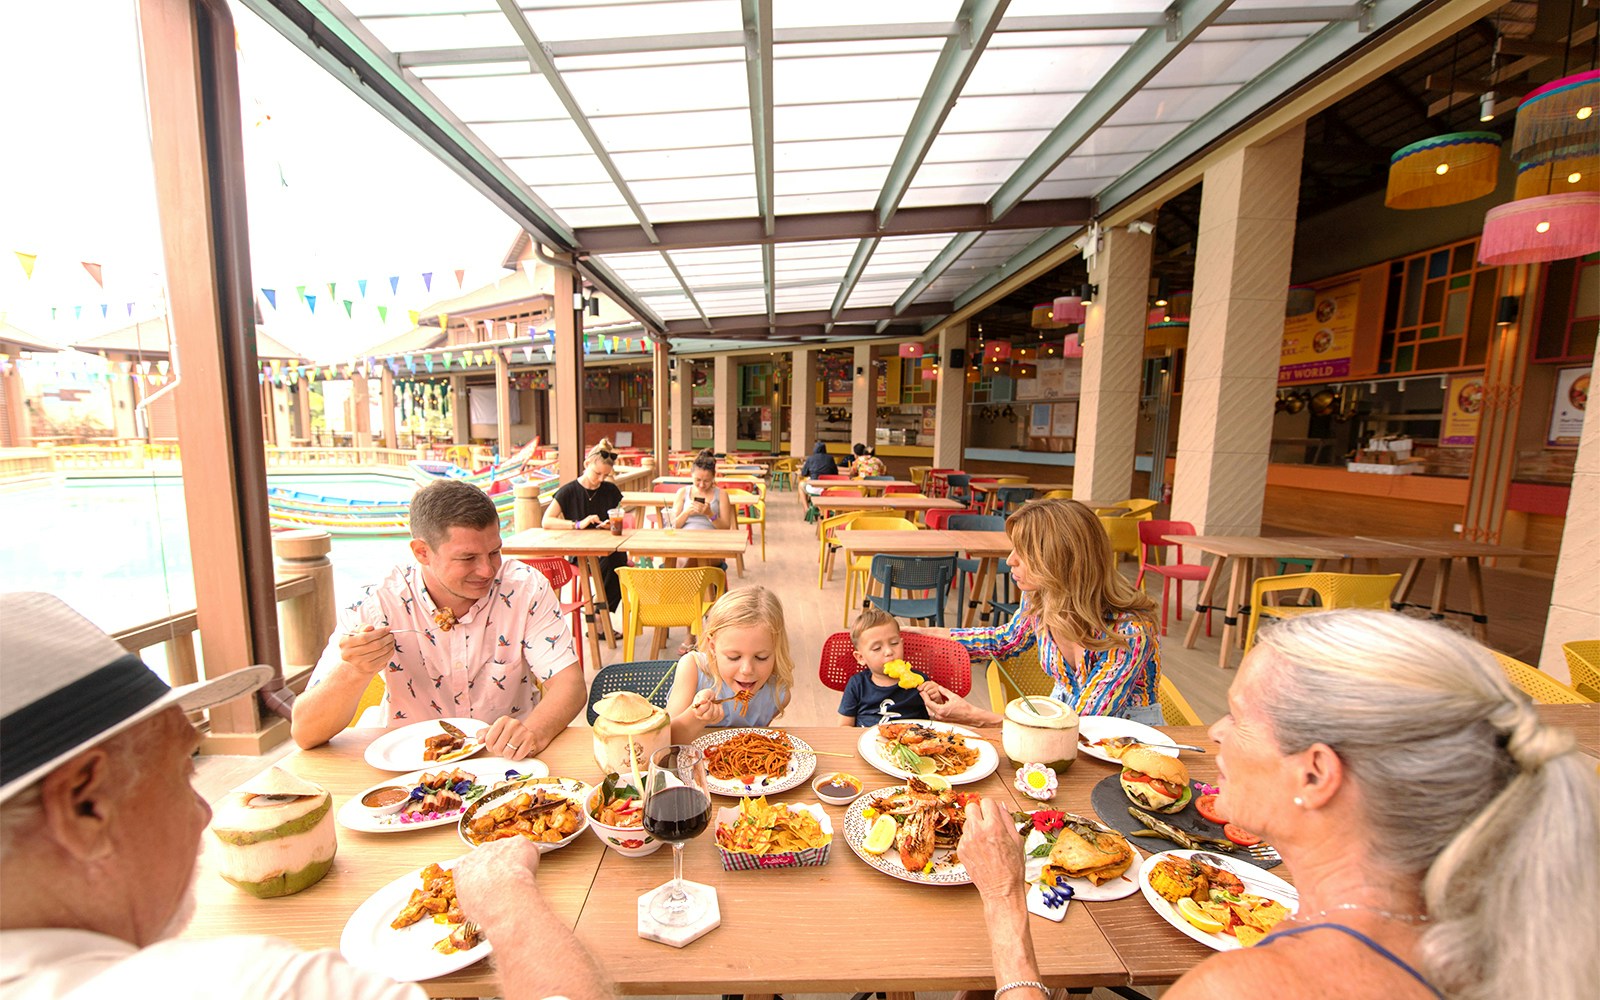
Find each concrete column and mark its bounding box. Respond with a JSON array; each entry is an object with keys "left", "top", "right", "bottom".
[
  {"left": 351, "top": 374, "right": 373, "bottom": 447},
  {"left": 293, "top": 375, "right": 311, "bottom": 442},
  {"left": 269, "top": 380, "right": 294, "bottom": 447},
  {"left": 552, "top": 263, "right": 584, "bottom": 482},
  {"left": 1075, "top": 224, "right": 1154, "bottom": 503},
  {"left": 668, "top": 356, "right": 692, "bottom": 451},
  {"left": 651, "top": 338, "right": 670, "bottom": 471},
  {"left": 494, "top": 350, "right": 512, "bottom": 458},
  {"left": 1171, "top": 124, "right": 1305, "bottom": 536},
  {"left": 852, "top": 343, "right": 876, "bottom": 450},
  {"left": 1539, "top": 352, "right": 1600, "bottom": 679},
  {"left": 0, "top": 366, "right": 27, "bottom": 447},
  {"left": 380, "top": 366, "right": 397, "bottom": 448},
  {"left": 790, "top": 348, "right": 818, "bottom": 457},
  {"left": 713, "top": 354, "right": 736, "bottom": 453},
  {"left": 450, "top": 375, "right": 470, "bottom": 446},
  {"left": 109, "top": 365, "right": 140, "bottom": 439},
  {"left": 932, "top": 324, "right": 967, "bottom": 469}
]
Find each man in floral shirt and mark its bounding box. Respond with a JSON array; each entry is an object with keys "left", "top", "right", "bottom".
[{"left": 291, "top": 481, "right": 582, "bottom": 760}]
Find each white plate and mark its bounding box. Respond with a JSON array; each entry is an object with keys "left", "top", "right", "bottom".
[
  {"left": 857, "top": 720, "right": 1000, "bottom": 785},
  {"left": 1022, "top": 826, "right": 1144, "bottom": 902},
  {"left": 842, "top": 784, "right": 973, "bottom": 885},
  {"left": 364, "top": 718, "right": 490, "bottom": 772},
  {"left": 339, "top": 857, "right": 491, "bottom": 983},
  {"left": 1138, "top": 849, "right": 1298, "bottom": 952},
  {"left": 337, "top": 758, "right": 549, "bottom": 833},
  {"left": 457, "top": 775, "right": 590, "bottom": 851},
  {"left": 691, "top": 728, "right": 817, "bottom": 797},
  {"left": 1076, "top": 715, "right": 1180, "bottom": 764}
]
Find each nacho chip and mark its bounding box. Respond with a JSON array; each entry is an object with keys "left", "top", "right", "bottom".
[
  {"left": 715, "top": 796, "right": 830, "bottom": 854},
  {"left": 1234, "top": 925, "right": 1268, "bottom": 948}
]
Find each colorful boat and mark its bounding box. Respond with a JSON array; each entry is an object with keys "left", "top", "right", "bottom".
[{"left": 266, "top": 475, "right": 559, "bottom": 536}]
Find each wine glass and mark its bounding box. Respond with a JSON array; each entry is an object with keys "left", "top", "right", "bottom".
[{"left": 642, "top": 744, "right": 714, "bottom": 926}]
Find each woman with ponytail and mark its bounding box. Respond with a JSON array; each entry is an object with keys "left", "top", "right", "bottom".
[{"left": 958, "top": 609, "right": 1599, "bottom": 1000}]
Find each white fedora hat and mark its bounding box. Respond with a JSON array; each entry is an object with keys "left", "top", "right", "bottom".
[{"left": 0, "top": 593, "right": 273, "bottom": 804}]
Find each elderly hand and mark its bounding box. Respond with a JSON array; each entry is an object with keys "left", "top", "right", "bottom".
[
  {"left": 338, "top": 625, "right": 394, "bottom": 676},
  {"left": 689, "top": 688, "right": 726, "bottom": 726},
  {"left": 483, "top": 715, "right": 537, "bottom": 761},
  {"left": 959, "top": 798, "right": 1026, "bottom": 903},
  {"left": 454, "top": 835, "right": 540, "bottom": 922}
]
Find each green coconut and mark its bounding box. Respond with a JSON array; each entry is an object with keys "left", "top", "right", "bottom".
[{"left": 209, "top": 767, "right": 337, "bottom": 898}]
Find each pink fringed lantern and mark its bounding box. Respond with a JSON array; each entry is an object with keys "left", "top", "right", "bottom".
[
  {"left": 1051, "top": 295, "right": 1087, "bottom": 324},
  {"left": 1061, "top": 334, "right": 1084, "bottom": 358},
  {"left": 898, "top": 343, "right": 924, "bottom": 358},
  {"left": 1478, "top": 191, "right": 1600, "bottom": 265}
]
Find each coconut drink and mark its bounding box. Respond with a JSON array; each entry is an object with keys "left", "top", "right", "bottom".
[
  {"left": 208, "top": 767, "right": 337, "bottom": 898},
  {"left": 1001, "top": 696, "right": 1079, "bottom": 769},
  {"left": 590, "top": 690, "right": 671, "bottom": 778}
]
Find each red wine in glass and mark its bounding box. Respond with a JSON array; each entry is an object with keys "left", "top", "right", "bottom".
[
  {"left": 642, "top": 785, "right": 711, "bottom": 842},
  {"left": 643, "top": 745, "right": 714, "bottom": 926}
]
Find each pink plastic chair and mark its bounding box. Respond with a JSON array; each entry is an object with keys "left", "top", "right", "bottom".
[{"left": 1137, "top": 520, "right": 1211, "bottom": 637}]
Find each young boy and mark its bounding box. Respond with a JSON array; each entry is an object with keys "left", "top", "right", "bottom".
[{"left": 837, "top": 608, "right": 931, "bottom": 726}]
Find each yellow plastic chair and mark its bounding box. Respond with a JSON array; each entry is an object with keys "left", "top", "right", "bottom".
[
  {"left": 1244, "top": 573, "right": 1400, "bottom": 651},
  {"left": 1042, "top": 489, "right": 1072, "bottom": 500},
  {"left": 1491, "top": 650, "right": 1592, "bottom": 704},
  {"left": 772, "top": 456, "right": 797, "bottom": 491},
  {"left": 985, "top": 645, "right": 1052, "bottom": 711},
  {"left": 817, "top": 510, "right": 863, "bottom": 587},
  {"left": 347, "top": 674, "right": 386, "bottom": 728},
  {"left": 1158, "top": 675, "right": 1203, "bottom": 726},
  {"left": 1094, "top": 498, "right": 1159, "bottom": 517},
  {"left": 994, "top": 475, "right": 1030, "bottom": 485},
  {"left": 909, "top": 465, "right": 930, "bottom": 489},
  {"left": 842, "top": 517, "right": 922, "bottom": 625},
  {"left": 1562, "top": 640, "right": 1600, "bottom": 702},
  {"left": 616, "top": 566, "right": 727, "bottom": 660},
  {"left": 1098, "top": 512, "right": 1153, "bottom": 565},
  {"left": 737, "top": 497, "right": 766, "bottom": 560}
]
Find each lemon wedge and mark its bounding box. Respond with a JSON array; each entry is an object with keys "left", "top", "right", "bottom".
[
  {"left": 1176, "top": 896, "right": 1225, "bottom": 934},
  {"left": 863, "top": 814, "right": 898, "bottom": 855},
  {"left": 913, "top": 755, "right": 939, "bottom": 775},
  {"left": 919, "top": 774, "right": 952, "bottom": 791}
]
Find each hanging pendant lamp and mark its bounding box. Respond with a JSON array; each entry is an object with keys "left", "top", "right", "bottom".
[
  {"left": 1385, "top": 131, "right": 1503, "bottom": 209},
  {"left": 1510, "top": 69, "right": 1600, "bottom": 161},
  {"left": 1478, "top": 190, "right": 1600, "bottom": 265},
  {"left": 1514, "top": 146, "right": 1600, "bottom": 199}
]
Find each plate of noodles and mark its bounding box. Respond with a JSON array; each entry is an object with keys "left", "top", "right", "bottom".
[
  {"left": 857, "top": 720, "right": 999, "bottom": 785},
  {"left": 690, "top": 728, "right": 817, "bottom": 797}
]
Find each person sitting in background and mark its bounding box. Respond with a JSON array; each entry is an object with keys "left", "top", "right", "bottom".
[
  {"left": 799, "top": 440, "right": 838, "bottom": 480},
  {"left": 0, "top": 593, "right": 611, "bottom": 1000},
  {"left": 837, "top": 608, "right": 929, "bottom": 727},
  {"left": 292, "top": 479, "right": 582, "bottom": 761},
  {"left": 664, "top": 452, "right": 735, "bottom": 569},
  {"left": 910, "top": 498, "right": 1163, "bottom": 724},
  {"left": 542, "top": 439, "right": 626, "bottom": 615},
  {"left": 851, "top": 443, "right": 886, "bottom": 478},
  {"left": 959, "top": 609, "right": 1598, "bottom": 1000}
]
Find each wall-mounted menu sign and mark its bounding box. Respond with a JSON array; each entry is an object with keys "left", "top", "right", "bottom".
[
  {"left": 1548, "top": 365, "right": 1590, "bottom": 447},
  {"left": 1280, "top": 280, "right": 1358, "bottom": 384},
  {"left": 1440, "top": 374, "right": 1485, "bottom": 447}
]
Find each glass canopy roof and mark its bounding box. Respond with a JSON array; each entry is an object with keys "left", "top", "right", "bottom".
[{"left": 244, "top": 0, "right": 1422, "bottom": 350}]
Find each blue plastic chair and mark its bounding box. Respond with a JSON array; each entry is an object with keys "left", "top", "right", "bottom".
[
  {"left": 994, "top": 486, "right": 1035, "bottom": 517},
  {"left": 865, "top": 475, "right": 896, "bottom": 481},
  {"left": 945, "top": 473, "right": 973, "bottom": 504},
  {"left": 585, "top": 660, "right": 676, "bottom": 725},
  {"left": 950, "top": 513, "right": 1009, "bottom": 622},
  {"left": 867, "top": 554, "right": 957, "bottom": 626}
]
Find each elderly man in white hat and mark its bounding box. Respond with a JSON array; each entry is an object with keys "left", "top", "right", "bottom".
[{"left": 0, "top": 593, "right": 608, "bottom": 1000}]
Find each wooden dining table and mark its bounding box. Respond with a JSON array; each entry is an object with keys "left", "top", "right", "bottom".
[{"left": 811, "top": 494, "right": 967, "bottom": 515}]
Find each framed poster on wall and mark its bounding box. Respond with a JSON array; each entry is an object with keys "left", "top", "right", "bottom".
[{"left": 1548, "top": 365, "right": 1590, "bottom": 446}]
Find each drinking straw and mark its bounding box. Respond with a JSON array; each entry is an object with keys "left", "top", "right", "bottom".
[{"left": 988, "top": 656, "right": 1050, "bottom": 716}]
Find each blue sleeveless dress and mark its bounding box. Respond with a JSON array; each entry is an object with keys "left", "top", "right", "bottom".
[{"left": 689, "top": 654, "right": 782, "bottom": 727}]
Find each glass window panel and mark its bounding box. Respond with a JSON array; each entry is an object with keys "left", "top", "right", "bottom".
[
  {"left": 1043, "top": 151, "right": 1149, "bottom": 183},
  {"left": 774, "top": 99, "right": 920, "bottom": 142},
  {"left": 1399, "top": 328, "right": 1416, "bottom": 343},
  {"left": 1416, "top": 340, "right": 1462, "bottom": 371},
  {"left": 1003, "top": 0, "right": 1168, "bottom": 14},
  {"left": 522, "top": 2, "right": 739, "bottom": 42},
  {"left": 412, "top": 61, "right": 528, "bottom": 80},
  {"left": 1025, "top": 178, "right": 1108, "bottom": 199},
  {"left": 1575, "top": 261, "right": 1599, "bottom": 318},
  {"left": 1444, "top": 289, "right": 1470, "bottom": 336},
  {"left": 362, "top": 13, "right": 522, "bottom": 53},
  {"left": 592, "top": 109, "right": 753, "bottom": 151},
  {"left": 774, "top": 165, "right": 891, "bottom": 196},
  {"left": 899, "top": 183, "right": 1010, "bottom": 205},
  {"left": 507, "top": 152, "right": 617, "bottom": 186},
  {"left": 1466, "top": 273, "right": 1496, "bottom": 364},
  {"left": 474, "top": 120, "right": 593, "bottom": 157},
  {"left": 941, "top": 92, "right": 1087, "bottom": 133},
  {"left": 1395, "top": 345, "right": 1415, "bottom": 372},
  {"left": 612, "top": 144, "right": 754, "bottom": 180},
  {"left": 905, "top": 159, "right": 1019, "bottom": 188},
  {"left": 1149, "top": 37, "right": 1302, "bottom": 88},
  {"left": 558, "top": 205, "right": 642, "bottom": 227},
  {"left": 960, "top": 45, "right": 1125, "bottom": 97},
  {"left": 776, "top": 51, "right": 942, "bottom": 103},
  {"left": 1451, "top": 243, "right": 1475, "bottom": 273},
  {"left": 429, "top": 74, "right": 569, "bottom": 121},
  {"left": 778, "top": 38, "right": 946, "bottom": 58},
  {"left": 1403, "top": 258, "right": 1426, "bottom": 325},
  {"left": 775, "top": 239, "right": 860, "bottom": 261},
  {"left": 630, "top": 175, "right": 758, "bottom": 202},
  {"left": 924, "top": 130, "right": 1050, "bottom": 163},
  {"left": 1428, "top": 250, "right": 1449, "bottom": 278},
  {"left": 988, "top": 27, "right": 1146, "bottom": 47},
  {"left": 1112, "top": 84, "right": 1238, "bottom": 123},
  {"left": 641, "top": 197, "right": 757, "bottom": 222},
  {"left": 554, "top": 46, "right": 744, "bottom": 73},
  {"left": 1070, "top": 121, "right": 1188, "bottom": 155},
  {"left": 560, "top": 62, "right": 751, "bottom": 117},
  {"left": 1422, "top": 281, "right": 1444, "bottom": 324},
  {"left": 1192, "top": 23, "right": 1319, "bottom": 41},
  {"left": 774, "top": 191, "right": 880, "bottom": 213},
  {"left": 774, "top": 0, "right": 962, "bottom": 29},
  {"left": 538, "top": 181, "right": 630, "bottom": 208},
  {"left": 775, "top": 136, "right": 905, "bottom": 171},
  {"left": 1420, "top": 325, "right": 1440, "bottom": 340},
  {"left": 669, "top": 247, "right": 765, "bottom": 267},
  {"left": 1448, "top": 273, "right": 1472, "bottom": 290}
]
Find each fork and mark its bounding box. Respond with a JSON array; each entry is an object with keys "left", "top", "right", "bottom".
[{"left": 1192, "top": 850, "right": 1292, "bottom": 889}]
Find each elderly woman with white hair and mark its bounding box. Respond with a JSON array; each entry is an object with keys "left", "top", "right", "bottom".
[{"left": 959, "top": 610, "right": 1599, "bottom": 1000}]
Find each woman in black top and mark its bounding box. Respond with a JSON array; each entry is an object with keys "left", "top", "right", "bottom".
[{"left": 542, "top": 439, "right": 625, "bottom": 608}]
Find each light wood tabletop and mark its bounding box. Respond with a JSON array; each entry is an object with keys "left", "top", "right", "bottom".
[
  {"left": 811, "top": 495, "right": 966, "bottom": 513},
  {"left": 619, "top": 528, "right": 750, "bottom": 559}
]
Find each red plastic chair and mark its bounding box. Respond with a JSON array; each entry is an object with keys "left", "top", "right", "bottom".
[
  {"left": 926, "top": 469, "right": 961, "bottom": 497},
  {"left": 924, "top": 505, "right": 982, "bottom": 530},
  {"left": 521, "top": 556, "right": 586, "bottom": 668},
  {"left": 818, "top": 630, "right": 972, "bottom": 696},
  {"left": 1136, "top": 520, "right": 1211, "bottom": 637},
  {"left": 883, "top": 484, "right": 919, "bottom": 495},
  {"left": 652, "top": 482, "right": 681, "bottom": 494}
]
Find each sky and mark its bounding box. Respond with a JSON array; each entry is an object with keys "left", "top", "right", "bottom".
[{"left": 0, "top": 1, "right": 520, "bottom": 363}]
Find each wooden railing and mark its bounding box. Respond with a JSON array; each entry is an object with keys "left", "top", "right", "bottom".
[
  {"left": 0, "top": 448, "right": 54, "bottom": 479},
  {"left": 111, "top": 574, "right": 316, "bottom": 689},
  {"left": 264, "top": 445, "right": 417, "bottom": 469}
]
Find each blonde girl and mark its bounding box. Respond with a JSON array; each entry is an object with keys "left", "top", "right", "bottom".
[{"left": 664, "top": 586, "right": 795, "bottom": 742}]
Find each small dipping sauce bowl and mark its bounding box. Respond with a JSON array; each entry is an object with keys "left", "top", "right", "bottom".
[
  {"left": 811, "top": 772, "right": 863, "bottom": 806},
  {"left": 360, "top": 785, "right": 411, "bottom": 817}
]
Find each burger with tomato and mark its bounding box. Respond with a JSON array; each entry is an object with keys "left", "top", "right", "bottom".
[{"left": 1118, "top": 746, "right": 1192, "bottom": 814}]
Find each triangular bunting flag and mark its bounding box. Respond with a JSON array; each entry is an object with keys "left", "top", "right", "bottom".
[
  {"left": 388, "top": 276, "right": 399, "bottom": 295},
  {"left": 14, "top": 252, "right": 36, "bottom": 279},
  {"left": 100, "top": 304, "right": 108, "bottom": 318},
  {"left": 295, "top": 285, "right": 306, "bottom": 304},
  {"left": 422, "top": 272, "right": 433, "bottom": 291},
  {"left": 424, "top": 356, "right": 435, "bottom": 373},
  {"left": 358, "top": 279, "right": 367, "bottom": 298},
  {"left": 262, "top": 288, "right": 277, "bottom": 310},
  {"left": 543, "top": 345, "right": 554, "bottom": 360},
  {"left": 327, "top": 282, "right": 337, "bottom": 301},
  {"left": 51, "top": 307, "right": 57, "bottom": 320},
  {"left": 523, "top": 346, "right": 533, "bottom": 362},
  {"left": 342, "top": 299, "right": 353, "bottom": 318},
  {"left": 74, "top": 306, "right": 81, "bottom": 320},
  {"left": 306, "top": 294, "right": 317, "bottom": 314},
  {"left": 437, "top": 313, "right": 448, "bottom": 332},
  {"left": 82, "top": 262, "right": 104, "bottom": 287},
  {"left": 407, "top": 310, "right": 420, "bottom": 328},
  {"left": 378, "top": 305, "right": 388, "bottom": 323},
  {"left": 455, "top": 269, "right": 465, "bottom": 289},
  {"left": 126, "top": 303, "right": 135, "bottom": 316}
]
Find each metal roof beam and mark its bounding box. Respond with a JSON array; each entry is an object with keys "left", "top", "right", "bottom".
[
  {"left": 741, "top": 0, "right": 774, "bottom": 238},
  {"left": 576, "top": 199, "right": 1089, "bottom": 254},
  {"left": 987, "top": 0, "right": 1235, "bottom": 222},
  {"left": 952, "top": 227, "right": 1081, "bottom": 311},
  {"left": 671, "top": 322, "right": 929, "bottom": 341},
  {"left": 663, "top": 302, "right": 951, "bottom": 335},
  {"left": 828, "top": 237, "right": 881, "bottom": 327},
  {"left": 892, "top": 232, "right": 982, "bottom": 315}
]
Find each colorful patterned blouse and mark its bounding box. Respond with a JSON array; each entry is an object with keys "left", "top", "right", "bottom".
[{"left": 950, "top": 608, "right": 1160, "bottom": 718}]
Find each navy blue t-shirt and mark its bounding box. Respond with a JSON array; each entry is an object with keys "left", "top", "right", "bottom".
[{"left": 838, "top": 670, "right": 931, "bottom": 727}]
